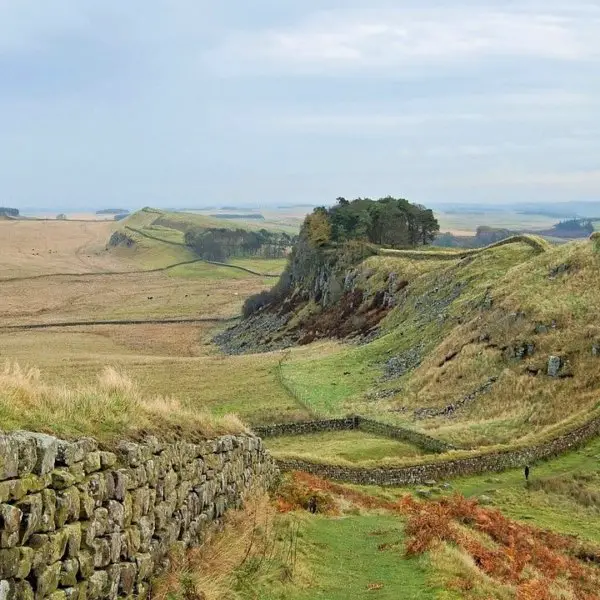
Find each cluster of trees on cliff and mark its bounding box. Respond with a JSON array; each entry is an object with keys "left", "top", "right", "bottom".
[
  {"left": 241, "top": 197, "right": 440, "bottom": 318},
  {"left": 303, "top": 197, "right": 440, "bottom": 248},
  {"left": 184, "top": 227, "right": 297, "bottom": 261}
]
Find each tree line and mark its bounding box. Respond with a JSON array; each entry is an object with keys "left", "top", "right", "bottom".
[
  {"left": 0, "top": 207, "right": 19, "bottom": 217},
  {"left": 184, "top": 227, "right": 297, "bottom": 261}
]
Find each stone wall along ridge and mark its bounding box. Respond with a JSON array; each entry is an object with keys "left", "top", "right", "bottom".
[{"left": 0, "top": 431, "right": 278, "bottom": 600}]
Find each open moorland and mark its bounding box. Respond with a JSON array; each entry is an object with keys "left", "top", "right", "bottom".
[{"left": 3, "top": 205, "right": 600, "bottom": 599}]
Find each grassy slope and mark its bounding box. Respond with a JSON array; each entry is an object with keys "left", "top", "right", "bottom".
[{"left": 278, "top": 238, "right": 600, "bottom": 454}]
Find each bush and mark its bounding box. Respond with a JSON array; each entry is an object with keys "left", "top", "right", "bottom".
[{"left": 242, "top": 267, "right": 293, "bottom": 318}]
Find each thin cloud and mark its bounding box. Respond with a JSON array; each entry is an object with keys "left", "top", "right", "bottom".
[{"left": 213, "top": 5, "right": 600, "bottom": 74}]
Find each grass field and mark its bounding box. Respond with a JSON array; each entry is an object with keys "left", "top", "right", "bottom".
[
  {"left": 0, "top": 213, "right": 299, "bottom": 427},
  {"left": 265, "top": 430, "right": 430, "bottom": 464},
  {"left": 0, "top": 219, "right": 124, "bottom": 277}
]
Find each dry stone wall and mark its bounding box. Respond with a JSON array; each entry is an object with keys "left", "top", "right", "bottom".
[
  {"left": 0, "top": 432, "right": 277, "bottom": 600},
  {"left": 275, "top": 412, "right": 600, "bottom": 486},
  {"left": 253, "top": 416, "right": 454, "bottom": 453}
]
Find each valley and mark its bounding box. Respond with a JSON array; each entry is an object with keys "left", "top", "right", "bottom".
[{"left": 2, "top": 206, "right": 600, "bottom": 599}]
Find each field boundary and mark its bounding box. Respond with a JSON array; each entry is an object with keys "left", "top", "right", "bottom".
[
  {"left": 0, "top": 316, "right": 239, "bottom": 331},
  {"left": 254, "top": 415, "right": 455, "bottom": 454},
  {"left": 125, "top": 226, "right": 280, "bottom": 277},
  {"left": 0, "top": 257, "right": 210, "bottom": 283},
  {"left": 378, "top": 234, "right": 551, "bottom": 261},
  {"left": 272, "top": 409, "right": 600, "bottom": 486}
]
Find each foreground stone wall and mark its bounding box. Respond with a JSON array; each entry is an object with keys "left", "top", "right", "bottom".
[
  {"left": 276, "top": 412, "right": 600, "bottom": 486},
  {"left": 254, "top": 416, "right": 454, "bottom": 453},
  {"left": 0, "top": 432, "right": 277, "bottom": 600}
]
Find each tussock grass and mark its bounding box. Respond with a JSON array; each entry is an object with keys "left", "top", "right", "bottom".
[
  {"left": 0, "top": 362, "right": 247, "bottom": 443},
  {"left": 154, "top": 492, "right": 303, "bottom": 600}
]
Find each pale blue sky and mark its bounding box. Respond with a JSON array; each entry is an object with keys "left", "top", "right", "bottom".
[{"left": 1, "top": 1, "right": 599, "bottom": 210}]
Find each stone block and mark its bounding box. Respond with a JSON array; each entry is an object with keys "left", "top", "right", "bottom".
[
  {"left": 16, "top": 547, "right": 33, "bottom": 579},
  {"left": 86, "top": 473, "right": 107, "bottom": 506},
  {"left": 78, "top": 550, "right": 94, "bottom": 579},
  {"left": 134, "top": 553, "right": 154, "bottom": 583},
  {"left": 78, "top": 486, "right": 95, "bottom": 520},
  {"left": 14, "top": 581, "right": 34, "bottom": 600},
  {"left": 548, "top": 355, "right": 562, "bottom": 377},
  {"left": 108, "top": 532, "right": 121, "bottom": 564},
  {"left": 56, "top": 440, "right": 85, "bottom": 467},
  {"left": 16, "top": 493, "right": 43, "bottom": 544},
  {"left": 104, "top": 472, "right": 116, "bottom": 500},
  {"left": 22, "top": 433, "right": 58, "bottom": 476},
  {"left": 47, "top": 527, "right": 70, "bottom": 563},
  {"left": 88, "top": 571, "right": 109, "bottom": 600},
  {"left": 60, "top": 558, "right": 79, "bottom": 587},
  {"left": 92, "top": 507, "right": 109, "bottom": 537},
  {"left": 106, "top": 564, "right": 121, "bottom": 600},
  {"left": 68, "top": 463, "right": 86, "bottom": 484},
  {"left": 51, "top": 469, "right": 77, "bottom": 490},
  {"left": 99, "top": 452, "right": 117, "bottom": 469},
  {"left": 138, "top": 516, "right": 154, "bottom": 553},
  {"left": 56, "top": 487, "right": 81, "bottom": 528},
  {"left": 119, "top": 562, "right": 137, "bottom": 595},
  {"left": 0, "top": 581, "right": 10, "bottom": 600},
  {"left": 35, "top": 561, "right": 62, "bottom": 600},
  {"left": 112, "top": 471, "right": 127, "bottom": 502},
  {"left": 0, "top": 436, "right": 19, "bottom": 481},
  {"left": 91, "top": 537, "right": 111, "bottom": 568},
  {"left": 0, "top": 547, "right": 20, "bottom": 577},
  {"left": 106, "top": 500, "right": 124, "bottom": 532},
  {"left": 48, "top": 591, "right": 67, "bottom": 600},
  {"left": 84, "top": 452, "right": 102, "bottom": 474},
  {"left": 63, "top": 588, "right": 79, "bottom": 600},
  {"left": 64, "top": 522, "right": 82, "bottom": 557},
  {"left": 120, "top": 526, "right": 141, "bottom": 560},
  {"left": 0, "top": 503, "right": 22, "bottom": 540},
  {"left": 116, "top": 442, "right": 143, "bottom": 467},
  {"left": 39, "top": 489, "right": 57, "bottom": 533}
]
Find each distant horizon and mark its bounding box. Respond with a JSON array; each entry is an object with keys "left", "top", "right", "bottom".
[{"left": 11, "top": 197, "right": 600, "bottom": 219}]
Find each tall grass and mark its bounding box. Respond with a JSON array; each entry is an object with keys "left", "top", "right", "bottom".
[
  {"left": 154, "top": 492, "right": 301, "bottom": 600},
  {"left": 0, "top": 361, "right": 247, "bottom": 442}
]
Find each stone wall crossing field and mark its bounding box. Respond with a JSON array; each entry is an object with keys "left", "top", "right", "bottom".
[
  {"left": 273, "top": 412, "right": 600, "bottom": 486},
  {"left": 254, "top": 416, "right": 455, "bottom": 454},
  {"left": 0, "top": 432, "right": 277, "bottom": 600}
]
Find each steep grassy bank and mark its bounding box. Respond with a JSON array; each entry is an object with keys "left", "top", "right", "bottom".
[{"left": 222, "top": 236, "right": 600, "bottom": 453}]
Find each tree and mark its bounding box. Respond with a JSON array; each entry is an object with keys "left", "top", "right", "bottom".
[{"left": 316, "top": 196, "right": 439, "bottom": 249}]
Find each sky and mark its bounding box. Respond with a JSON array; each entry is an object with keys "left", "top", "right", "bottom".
[{"left": 1, "top": 1, "right": 599, "bottom": 211}]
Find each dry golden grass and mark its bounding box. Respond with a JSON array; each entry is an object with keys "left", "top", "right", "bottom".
[
  {"left": 154, "top": 492, "right": 303, "bottom": 600},
  {"left": 0, "top": 328, "right": 310, "bottom": 425},
  {"left": 0, "top": 219, "right": 125, "bottom": 277},
  {"left": 0, "top": 361, "right": 247, "bottom": 442}
]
